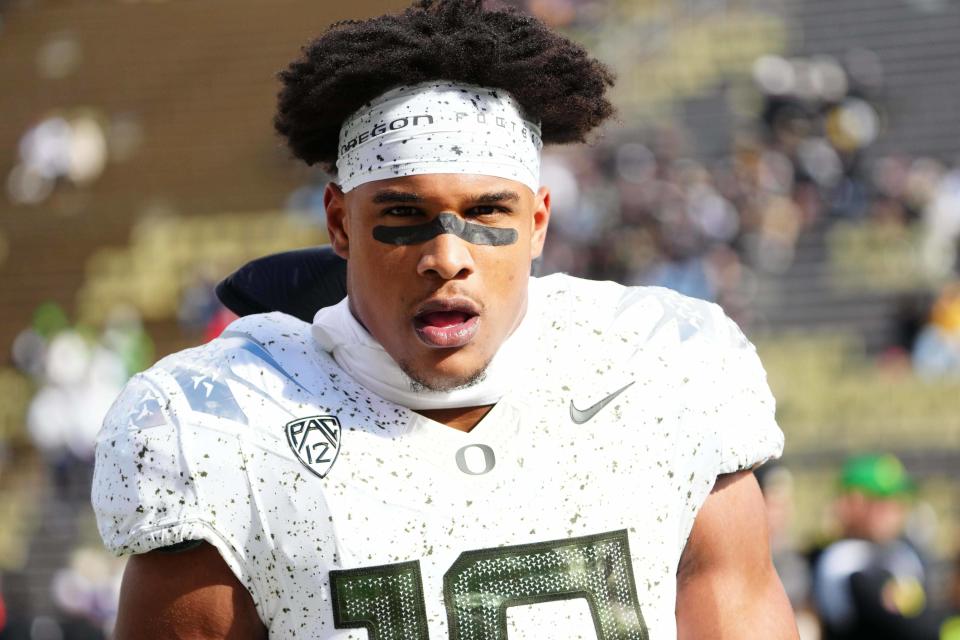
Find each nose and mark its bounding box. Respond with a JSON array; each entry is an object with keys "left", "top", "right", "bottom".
[{"left": 417, "top": 229, "right": 475, "bottom": 280}]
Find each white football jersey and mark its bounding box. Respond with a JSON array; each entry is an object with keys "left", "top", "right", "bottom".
[{"left": 92, "top": 274, "right": 783, "bottom": 639}]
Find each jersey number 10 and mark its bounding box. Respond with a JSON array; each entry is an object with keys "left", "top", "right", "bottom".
[{"left": 329, "top": 529, "right": 650, "bottom": 639}]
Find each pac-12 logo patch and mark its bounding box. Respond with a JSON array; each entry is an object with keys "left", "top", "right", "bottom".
[{"left": 285, "top": 415, "right": 341, "bottom": 478}]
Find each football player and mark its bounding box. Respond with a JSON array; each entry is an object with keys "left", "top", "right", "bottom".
[{"left": 92, "top": 1, "right": 797, "bottom": 638}]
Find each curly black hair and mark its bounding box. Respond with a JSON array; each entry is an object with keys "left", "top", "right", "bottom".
[{"left": 274, "top": 0, "right": 615, "bottom": 173}]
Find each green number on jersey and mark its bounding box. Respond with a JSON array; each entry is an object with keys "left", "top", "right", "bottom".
[
  {"left": 331, "top": 530, "right": 649, "bottom": 639},
  {"left": 330, "top": 560, "right": 430, "bottom": 640},
  {"left": 444, "top": 529, "right": 648, "bottom": 639}
]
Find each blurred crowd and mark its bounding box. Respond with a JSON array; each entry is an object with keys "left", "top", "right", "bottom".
[
  {"left": 0, "top": 296, "right": 235, "bottom": 638},
  {"left": 11, "top": 304, "right": 151, "bottom": 474},
  {"left": 1, "top": 303, "right": 152, "bottom": 638},
  {"left": 536, "top": 51, "right": 960, "bottom": 348},
  {"left": 4, "top": 27, "right": 142, "bottom": 208}
]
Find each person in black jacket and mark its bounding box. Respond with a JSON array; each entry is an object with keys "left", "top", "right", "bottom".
[{"left": 812, "top": 453, "right": 948, "bottom": 640}]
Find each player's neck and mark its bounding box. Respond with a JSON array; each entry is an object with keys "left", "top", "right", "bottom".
[{"left": 417, "top": 405, "right": 494, "bottom": 432}]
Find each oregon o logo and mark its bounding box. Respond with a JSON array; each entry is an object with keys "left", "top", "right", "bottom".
[{"left": 455, "top": 444, "right": 496, "bottom": 475}]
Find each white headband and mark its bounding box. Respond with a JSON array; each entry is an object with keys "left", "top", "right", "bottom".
[{"left": 336, "top": 81, "right": 543, "bottom": 194}]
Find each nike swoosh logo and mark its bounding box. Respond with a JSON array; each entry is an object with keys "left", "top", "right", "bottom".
[{"left": 569, "top": 381, "right": 635, "bottom": 424}]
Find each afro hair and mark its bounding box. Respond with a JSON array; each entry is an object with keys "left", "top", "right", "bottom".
[{"left": 274, "top": 0, "right": 615, "bottom": 173}]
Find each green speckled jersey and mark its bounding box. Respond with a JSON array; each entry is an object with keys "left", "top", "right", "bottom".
[{"left": 92, "top": 274, "right": 783, "bottom": 639}]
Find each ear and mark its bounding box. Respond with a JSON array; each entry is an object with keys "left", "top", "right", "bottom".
[
  {"left": 324, "top": 182, "right": 350, "bottom": 260},
  {"left": 530, "top": 186, "right": 551, "bottom": 260}
]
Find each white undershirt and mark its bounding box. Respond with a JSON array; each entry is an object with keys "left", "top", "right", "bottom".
[{"left": 311, "top": 285, "right": 540, "bottom": 410}]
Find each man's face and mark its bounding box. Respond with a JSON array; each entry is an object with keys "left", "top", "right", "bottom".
[
  {"left": 324, "top": 173, "right": 550, "bottom": 391},
  {"left": 835, "top": 491, "right": 907, "bottom": 543}
]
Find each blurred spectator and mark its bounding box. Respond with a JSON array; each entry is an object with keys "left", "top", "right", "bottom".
[
  {"left": 203, "top": 306, "right": 238, "bottom": 343},
  {"left": 99, "top": 305, "right": 153, "bottom": 377},
  {"left": 811, "top": 454, "right": 949, "bottom": 640},
  {"left": 13, "top": 303, "right": 152, "bottom": 493},
  {"left": 49, "top": 548, "right": 123, "bottom": 639},
  {"left": 912, "top": 282, "right": 960, "bottom": 378},
  {"left": 756, "top": 464, "right": 823, "bottom": 639},
  {"left": 920, "top": 168, "right": 960, "bottom": 280},
  {"left": 7, "top": 111, "right": 108, "bottom": 207},
  {"left": 11, "top": 303, "right": 70, "bottom": 380},
  {"left": 284, "top": 170, "right": 331, "bottom": 224},
  {"left": 178, "top": 265, "right": 228, "bottom": 334},
  {"left": 757, "top": 464, "right": 813, "bottom": 610}
]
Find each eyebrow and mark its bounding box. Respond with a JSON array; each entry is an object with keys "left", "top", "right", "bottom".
[
  {"left": 470, "top": 190, "right": 520, "bottom": 204},
  {"left": 370, "top": 189, "right": 520, "bottom": 204}
]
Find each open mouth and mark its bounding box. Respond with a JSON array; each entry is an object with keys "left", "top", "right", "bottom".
[{"left": 413, "top": 299, "right": 481, "bottom": 348}]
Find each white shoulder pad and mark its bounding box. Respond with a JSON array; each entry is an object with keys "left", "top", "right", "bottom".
[
  {"left": 614, "top": 285, "right": 724, "bottom": 344},
  {"left": 532, "top": 276, "right": 723, "bottom": 352},
  {"left": 92, "top": 312, "right": 319, "bottom": 550},
  {"left": 675, "top": 295, "right": 783, "bottom": 474},
  {"left": 93, "top": 373, "right": 201, "bottom": 556},
  {"left": 91, "top": 368, "right": 272, "bottom": 612},
  {"left": 608, "top": 285, "right": 783, "bottom": 472}
]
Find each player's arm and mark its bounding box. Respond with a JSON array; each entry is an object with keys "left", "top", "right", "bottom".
[
  {"left": 676, "top": 470, "right": 799, "bottom": 639},
  {"left": 113, "top": 541, "right": 267, "bottom": 640}
]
